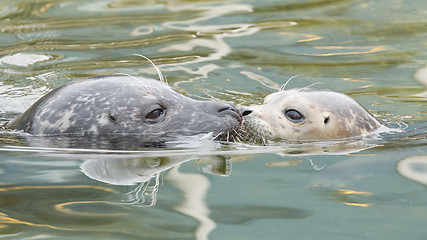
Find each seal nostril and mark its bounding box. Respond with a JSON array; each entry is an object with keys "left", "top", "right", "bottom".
[
  {"left": 218, "top": 107, "right": 234, "bottom": 113},
  {"left": 215, "top": 103, "right": 242, "bottom": 121},
  {"left": 217, "top": 103, "right": 241, "bottom": 115},
  {"left": 242, "top": 110, "right": 253, "bottom": 116}
]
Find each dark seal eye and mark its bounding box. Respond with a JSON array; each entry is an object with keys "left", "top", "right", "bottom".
[
  {"left": 285, "top": 109, "right": 305, "bottom": 123},
  {"left": 145, "top": 108, "right": 165, "bottom": 124}
]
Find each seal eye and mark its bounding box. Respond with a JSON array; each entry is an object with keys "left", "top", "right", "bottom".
[
  {"left": 285, "top": 109, "right": 305, "bottom": 123},
  {"left": 145, "top": 108, "right": 165, "bottom": 124}
]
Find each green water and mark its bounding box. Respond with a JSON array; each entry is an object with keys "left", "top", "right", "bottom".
[{"left": 0, "top": 0, "right": 426, "bottom": 239}]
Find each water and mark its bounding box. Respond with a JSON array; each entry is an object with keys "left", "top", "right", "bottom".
[{"left": 0, "top": 0, "right": 426, "bottom": 239}]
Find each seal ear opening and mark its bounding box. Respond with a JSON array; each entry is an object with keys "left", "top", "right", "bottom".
[
  {"left": 322, "top": 112, "right": 330, "bottom": 125},
  {"left": 108, "top": 113, "right": 118, "bottom": 125},
  {"left": 324, "top": 116, "right": 329, "bottom": 124}
]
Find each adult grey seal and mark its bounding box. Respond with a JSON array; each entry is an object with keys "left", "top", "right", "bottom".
[
  {"left": 7, "top": 76, "right": 241, "bottom": 142},
  {"left": 240, "top": 88, "right": 388, "bottom": 142}
]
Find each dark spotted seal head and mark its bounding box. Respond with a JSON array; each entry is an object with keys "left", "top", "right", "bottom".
[
  {"left": 240, "top": 88, "right": 387, "bottom": 142},
  {"left": 7, "top": 76, "right": 241, "bottom": 141}
]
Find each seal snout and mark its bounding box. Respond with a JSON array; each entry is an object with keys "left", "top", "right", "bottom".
[
  {"left": 200, "top": 101, "right": 242, "bottom": 141},
  {"left": 214, "top": 102, "right": 242, "bottom": 121}
]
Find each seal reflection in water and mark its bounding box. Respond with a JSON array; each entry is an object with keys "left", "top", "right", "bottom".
[
  {"left": 240, "top": 88, "right": 387, "bottom": 143},
  {"left": 7, "top": 76, "right": 242, "bottom": 142}
]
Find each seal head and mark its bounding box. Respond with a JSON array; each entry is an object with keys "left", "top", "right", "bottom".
[
  {"left": 7, "top": 76, "right": 241, "bottom": 142},
  {"left": 240, "top": 88, "right": 383, "bottom": 142}
]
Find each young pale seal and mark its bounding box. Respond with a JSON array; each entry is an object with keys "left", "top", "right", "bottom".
[
  {"left": 239, "top": 88, "right": 387, "bottom": 142},
  {"left": 7, "top": 76, "right": 241, "bottom": 142}
]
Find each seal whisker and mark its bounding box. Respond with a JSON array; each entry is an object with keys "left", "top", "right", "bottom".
[
  {"left": 213, "top": 131, "right": 223, "bottom": 140},
  {"left": 234, "top": 134, "right": 241, "bottom": 142},
  {"left": 280, "top": 75, "right": 300, "bottom": 91},
  {"left": 232, "top": 128, "right": 244, "bottom": 141},
  {"left": 117, "top": 73, "right": 150, "bottom": 91},
  {"left": 260, "top": 135, "right": 267, "bottom": 145},
  {"left": 299, "top": 82, "right": 322, "bottom": 92},
  {"left": 201, "top": 107, "right": 209, "bottom": 114},
  {"left": 134, "top": 54, "right": 167, "bottom": 84},
  {"left": 230, "top": 129, "right": 239, "bottom": 142}
]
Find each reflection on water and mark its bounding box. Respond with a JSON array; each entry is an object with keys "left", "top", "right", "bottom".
[
  {"left": 210, "top": 205, "right": 312, "bottom": 224},
  {"left": 0, "top": 0, "right": 426, "bottom": 239},
  {"left": 80, "top": 156, "right": 189, "bottom": 186},
  {"left": 79, "top": 152, "right": 314, "bottom": 239},
  {"left": 397, "top": 155, "right": 427, "bottom": 186},
  {"left": 0, "top": 185, "right": 121, "bottom": 233}
]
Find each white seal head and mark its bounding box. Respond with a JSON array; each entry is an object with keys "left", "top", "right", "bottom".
[{"left": 240, "top": 88, "right": 385, "bottom": 142}]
